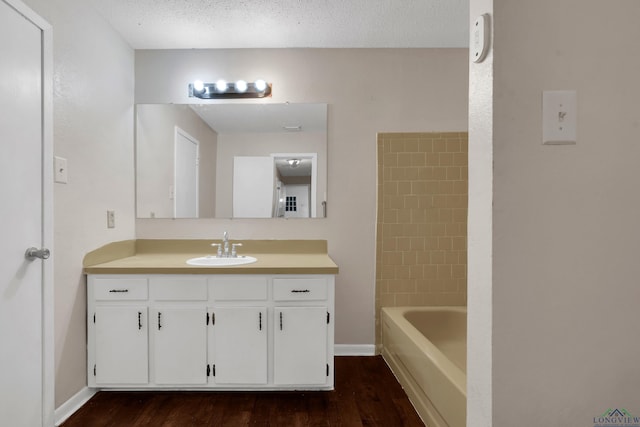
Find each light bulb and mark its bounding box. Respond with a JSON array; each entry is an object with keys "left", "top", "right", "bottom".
[
  {"left": 215, "top": 80, "right": 227, "bottom": 92},
  {"left": 254, "top": 79, "right": 267, "bottom": 92},
  {"left": 235, "top": 80, "right": 248, "bottom": 93},
  {"left": 193, "top": 80, "right": 205, "bottom": 92}
]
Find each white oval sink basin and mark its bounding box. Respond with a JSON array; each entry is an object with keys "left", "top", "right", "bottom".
[{"left": 186, "top": 255, "right": 257, "bottom": 266}]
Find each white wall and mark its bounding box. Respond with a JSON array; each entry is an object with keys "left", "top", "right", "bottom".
[
  {"left": 135, "top": 49, "right": 469, "bottom": 346},
  {"left": 467, "top": 1, "right": 493, "bottom": 426},
  {"left": 22, "top": 0, "right": 135, "bottom": 408},
  {"left": 469, "top": 1, "right": 640, "bottom": 425}
]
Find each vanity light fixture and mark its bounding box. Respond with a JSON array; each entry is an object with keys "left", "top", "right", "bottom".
[
  {"left": 287, "top": 159, "right": 301, "bottom": 168},
  {"left": 188, "top": 79, "right": 272, "bottom": 99}
]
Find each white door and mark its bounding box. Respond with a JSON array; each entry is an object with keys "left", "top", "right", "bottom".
[
  {"left": 233, "top": 156, "right": 274, "bottom": 218},
  {"left": 94, "top": 306, "right": 149, "bottom": 385},
  {"left": 212, "top": 307, "right": 267, "bottom": 384},
  {"left": 0, "top": 1, "right": 53, "bottom": 426},
  {"left": 174, "top": 127, "right": 199, "bottom": 218},
  {"left": 274, "top": 307, "right": 328, "bottom": 385},
  {"left": 153, "top": 307, "right": 207, "bottom": 384}
]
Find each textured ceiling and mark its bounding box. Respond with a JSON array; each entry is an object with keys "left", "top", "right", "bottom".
[{"left": 91, "top": 0, "right": 469, "bottom": 49}]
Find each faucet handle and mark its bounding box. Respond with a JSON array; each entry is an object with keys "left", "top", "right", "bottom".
[
  {"left": 231, "top": 243, "right": 243, "bottom": 258},
  {"left": 211, "top": 243, "right": 222, "bottom": 257}
]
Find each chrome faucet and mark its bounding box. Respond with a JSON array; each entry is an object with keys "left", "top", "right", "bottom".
[
  {"left": 211, "top": 231, "right": 242, "bottom": 258},
  {"left": 223, "top": 231, "right": 230, "bottom": 257}
]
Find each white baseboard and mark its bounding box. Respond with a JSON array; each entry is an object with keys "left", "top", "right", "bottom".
[
  {"left": 54, "top": 386, "right": 96, "bottom": 426},
  {"left": 335, "top": 344, "right": 376, "bottom": 356}
]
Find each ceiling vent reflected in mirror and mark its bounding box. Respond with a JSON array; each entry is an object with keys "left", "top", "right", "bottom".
[{"left": 189, "top": 79, "right": 272, "bottom": 99}]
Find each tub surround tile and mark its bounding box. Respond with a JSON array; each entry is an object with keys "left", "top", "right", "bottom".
[{"left": 376, "top": 132, "right": 468, "bottom": 346}]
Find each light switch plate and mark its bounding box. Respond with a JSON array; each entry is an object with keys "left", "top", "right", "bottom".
[
  {"left": 107, "top": 210, "right": 115, "bottom": 229},
  {"left": 54, "top": 156, "right": 68, "bottom": 183},
  {"left": 543, "top": 90, "right": 577, "bottom": 145}
]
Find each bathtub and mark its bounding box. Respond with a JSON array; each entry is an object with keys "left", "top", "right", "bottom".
[{"left": 381, "top": 306, "right": 466, "bottom": 427}]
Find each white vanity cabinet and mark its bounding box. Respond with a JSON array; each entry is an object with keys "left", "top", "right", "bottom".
[
  {"left": 152, "top": 306, "right": 208, "bottom": 384},
  {"left": 87, "top": 274, "right": 334, "bottom": 390},
  {"left": 94, "top": 305, "right": 148, "bottom": 385},
  {"left": 89, "top": 277, "right": 149, "bottom": 385},
  {"left": 209, "top": 276, "right": 269, "bottom": 385},
  {"left": 273, "top": 278, "right": 331, "bottom": 385},
  {"left": 210, "top": 306, "right": 268, "bottom": 385},
  {"left": 149, "top": 277, "right": 208, "bottom": 385}
]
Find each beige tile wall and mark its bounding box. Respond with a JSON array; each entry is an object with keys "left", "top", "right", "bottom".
[{"left": 376, "top": 132, "right": 468, "bottom": 343}]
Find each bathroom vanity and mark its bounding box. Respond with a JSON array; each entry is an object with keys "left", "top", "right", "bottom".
[{"left": 84, "top": 239, "right": 338, "bottom": 391}]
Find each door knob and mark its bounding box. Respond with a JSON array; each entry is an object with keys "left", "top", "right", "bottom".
[{"left": 25, "top": 247, "right": 50, "bottom": 261}]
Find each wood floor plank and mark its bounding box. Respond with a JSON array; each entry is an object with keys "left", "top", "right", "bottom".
[{"left": 61, "top": 356, "right": 424, "bottom": 426}]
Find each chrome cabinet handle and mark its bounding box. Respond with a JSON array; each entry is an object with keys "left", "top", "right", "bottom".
[{"left": 25, "top": 247, "right": 50, "bottom": 260}]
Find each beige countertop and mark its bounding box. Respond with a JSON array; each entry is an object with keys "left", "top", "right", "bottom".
[{"left": 83, "top": 239, "right": 339, "bottom": 275}]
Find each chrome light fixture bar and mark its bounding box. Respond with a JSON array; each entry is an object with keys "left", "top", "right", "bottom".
[{"left": 188, "top": 79, "right": 272, "bottom": 99}]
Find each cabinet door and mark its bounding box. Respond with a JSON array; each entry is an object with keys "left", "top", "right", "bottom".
[
  {"left": 152, "top": 307, "right": 207, "bottom": 384},
  {"left": 212, "top": 307, "right": 267, "bottom": 384},
  {"left": 94, "top": 306, "right": 148, "bottom": 385},
  {"left": 274, "top": 306, "right": 328, "bottom": 385}
]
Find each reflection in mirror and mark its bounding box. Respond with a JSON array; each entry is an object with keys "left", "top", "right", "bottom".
[{"left": 135, "top": 103, "right": 327, "bottom": 219}]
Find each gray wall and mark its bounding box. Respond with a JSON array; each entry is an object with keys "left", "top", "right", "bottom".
[{"left": 468, "top": 0, "right": 640, "bottom": 425}]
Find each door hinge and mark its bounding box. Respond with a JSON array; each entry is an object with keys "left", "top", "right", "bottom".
[
  {"left": 327, "top": 312, "right": 330, "bottom": 324},
  {"left": 326, "top": 364, "right": 329, "bottom": 377},
  {"left": 93, "top": 364, "right": 96, "bottom": 376}
]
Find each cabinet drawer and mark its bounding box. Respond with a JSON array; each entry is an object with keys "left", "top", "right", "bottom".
[
  {"left": 273, "top": 278, "right": 328, "bottom": 301},
  {"left": 94, "top": 278, "right": 148, "bottom": 300},
  {"left": 210, "top": 277, "right": 268, "bottom": 301},
  {"left": 149, "top": 277, "right": 208, "bottom": 301}
]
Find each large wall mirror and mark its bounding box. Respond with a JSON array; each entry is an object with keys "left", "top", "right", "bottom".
[{"left": 135, "top": 103, "right": 327, "bottom": 219}]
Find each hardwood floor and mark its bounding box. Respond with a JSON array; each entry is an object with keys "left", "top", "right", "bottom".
[{"left": 61, "top": 356, "right": 424, "bottom": 426}]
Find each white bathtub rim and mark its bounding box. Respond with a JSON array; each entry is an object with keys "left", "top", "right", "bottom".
[{"left": 381, "top": 306, "right": 467, "bottom": 398}]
